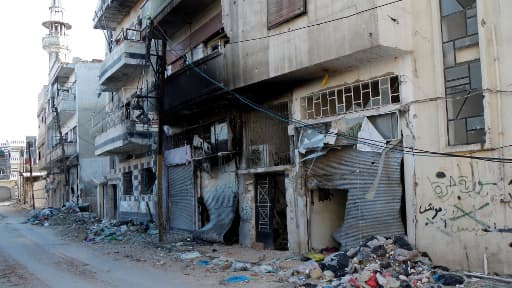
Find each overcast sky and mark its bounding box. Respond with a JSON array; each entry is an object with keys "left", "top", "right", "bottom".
[{"left": 0, "top": 0, "right": 104, "bottom": 141}]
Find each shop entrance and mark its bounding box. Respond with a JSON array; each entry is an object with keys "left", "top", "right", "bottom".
[{"left": 255, "top": 174, "right": 288, "bottom": 250}]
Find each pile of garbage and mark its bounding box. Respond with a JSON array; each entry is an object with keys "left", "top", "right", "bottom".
[
  {"left": 26, "top": 203, "right": 81, "bottom": 226},
  {"left": 287, "top": 235, "right": 467, "bottom": 288},
  {"left": 84, "top": 220, "right": 158, "bottom": 243},
  {"left": 26, "top": 207, "right": 61, "bottom": 226}
]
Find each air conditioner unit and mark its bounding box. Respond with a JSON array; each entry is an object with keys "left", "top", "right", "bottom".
[
  {"left": 207, "top": 38, "right": 226, "bottom": 54},
  {"left": 249, "top": 144, "right": 271, "bottom": 168}
]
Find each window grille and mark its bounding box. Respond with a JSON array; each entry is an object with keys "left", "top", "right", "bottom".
[{"left": 302, "top": 75, "right": 400, "bottom": 120}]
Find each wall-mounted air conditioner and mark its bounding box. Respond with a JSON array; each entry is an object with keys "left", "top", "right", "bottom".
[{"left": 249, "top": 144, "right": 271, "bottom": 168}]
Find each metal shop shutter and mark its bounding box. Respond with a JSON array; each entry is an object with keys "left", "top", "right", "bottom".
[
  {"left": 267, "top": 0, "right": 306, "bottom": 29},
  {"left": 168, "top": 164, "right": 196, "bottom": 231}
]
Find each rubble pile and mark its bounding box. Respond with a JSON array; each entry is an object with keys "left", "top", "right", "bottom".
[
  {"left": 25, "top": 203, "right": 80, "bottom": 226},
  {"left": 22, "top": 208, "right": 511, "bottom": 287},
  {"left": 84, "top": 220, "right": 158, "bottom": 243},
  {"left": 287, "top": 235, "right": 466, "bottom": 288},
  {"left": 25, "top": 205, "right": 159, "bottom": 244}
]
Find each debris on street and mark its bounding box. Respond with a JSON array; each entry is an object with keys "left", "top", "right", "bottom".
[{"left": 23, "top": 207, "right": 512, "bottom": 288}]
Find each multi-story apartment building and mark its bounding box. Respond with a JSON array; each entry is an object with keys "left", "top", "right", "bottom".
[
  {"left": 0, "top": 142, "right": 10, "bottom": 181},
  {"left": 2, "top": 139, "right": 27, "bottom": 181},
  {"left": 38, "top": 0, "right": 109, "bottom": 210},
  {"left": 90, "top": 0, "right": 512, "bottom": 274},
  {"left": 92, "top": 0, "right": 160, "bottom": 221}
]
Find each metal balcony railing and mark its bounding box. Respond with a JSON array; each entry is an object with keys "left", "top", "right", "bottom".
[
  {"left": 93, "top": 0, "right": 110, "bottom": 24},
  {"left": 92, "top": 105, "right": 158, "bottom": 138}
]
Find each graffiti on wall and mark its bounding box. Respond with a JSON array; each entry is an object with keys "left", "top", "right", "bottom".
[
  {"left": 421, "top": 171, "right": 512, "bottom": 235},
  {"left": 429, "top": 175, "right": 497, "bottom": 202}
]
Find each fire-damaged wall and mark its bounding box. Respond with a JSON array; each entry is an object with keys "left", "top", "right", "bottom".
[
  {"left": 163, "top": 113, "right": 243, "bottom": 241},
  {"left": 194, "top": 161, "right": 238, "bottom": 242},
  {"left": 306, "top": 146, "right": 404, "bottom": 249}
]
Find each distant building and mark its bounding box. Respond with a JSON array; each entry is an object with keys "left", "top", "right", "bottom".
[
  {"left": 0, "top": 139, "right": 26, "bottom": 180},
  {"left": 0, "top": 146, "right": 9, "bottom": 181},
  {"left": 37, "top": 0, "right": 109, "bottom": 210}
]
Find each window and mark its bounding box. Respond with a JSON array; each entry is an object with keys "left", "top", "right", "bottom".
[
  {"left": 439, "top": 0, "right": 484, "bottom": 145},
  {"left": 301, "top": 75, "right": 400, "bottom": 120},
  {"left": 267, "top": 0, "right": 306, "bottom": 29},
  {"left": 140, "top": 168, "right": 156, "bottom": 195},
  {"left": 122, "top": 171, "right": 133, "bottom": 195}
]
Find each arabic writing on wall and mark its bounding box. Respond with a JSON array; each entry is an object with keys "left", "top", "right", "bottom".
[{"left": 420, "top": 172, "right": 512, "bottom": 235}]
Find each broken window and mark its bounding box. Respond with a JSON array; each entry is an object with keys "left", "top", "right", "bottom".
[
  {"left": 122, "top": 171, "right": 133, "bottom": 195},
  {"left": 439, "top": 0, "right": 484, "bottom": 145},
  {"left": 301, "top": 75, "right": 400, "bottom": 120},
  {"left": 267, "top": 0, "right": 307, "bottom": 29},
  {"left": 140, "top": 168, "right": 156, "bottom": 195},
  {"left": 247, "top": 101, "right": 291, "bottom": 168}
]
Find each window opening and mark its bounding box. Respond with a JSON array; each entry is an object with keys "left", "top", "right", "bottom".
[
  {"left": 122, "top": 171, "right": 133, "bottom": 195},
  {"left": 302, "top": 75, "right": 400, "bottom": 120},
  {"left": 439, "top": 0, "right": 484, "bottom": 145}
]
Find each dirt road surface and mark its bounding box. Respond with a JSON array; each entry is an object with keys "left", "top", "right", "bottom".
[{"left": 0, "top": 203, "right": 221, "bottom": 288}]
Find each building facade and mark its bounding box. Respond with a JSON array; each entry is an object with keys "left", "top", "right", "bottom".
[
  {"left": 0, "top": 141, "right": 12, "bottom": 181},
  {"left": 89, "top": 0, "right": 512, "bottom": 274},
  {"left": 92, "top": 0, "right": 160, "bottom": 222},
  {"left": 38, "top": 0, "right": 109, "bottom": 210}
]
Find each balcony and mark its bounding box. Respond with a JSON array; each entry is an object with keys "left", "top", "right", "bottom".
[
  {"left": 224, "top": 0, "right": 412, "bottom": 89},
  {"left": 93, "top": 106, "right": 158, "bottom": 156},
  {"left": 99, "top": 29, "right": 147, "bottom": 90},
  {"left": 93, "top": 0, "right": 140, "bottom": 30},
  {"left": 45, "top": 142, "right": 78, "bottom": 165},
  {"left": 46, "top": 89, "right": 77, "bottom": 125},
  {"left": 42, "top": 34, "right": 69, "bottom": 54},
  {"left": 163, "top": 51, "right": 225, "bottom": 112},
  {"left": 152, "top": 0, "right": 219, "bottom": 36}
]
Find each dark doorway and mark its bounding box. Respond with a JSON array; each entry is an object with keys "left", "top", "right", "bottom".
[
  {"left": 112, "top": 184, "right": 118, "bottom": 219},
  {"left": 400, "top": 159, "right": 407, "bottom": 235},
  {"left": 255, "top": 174, "right": 288, "bottom": 250},
  {"left": 223, "top": 201, "right": 240, "bottom": 245}
]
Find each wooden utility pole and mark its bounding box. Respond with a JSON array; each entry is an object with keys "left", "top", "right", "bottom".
[
  {"left": 154, "top": 23, "right": 167, "bottom": 243},
  {"left": 27, "top": 141, "right": 35, "bottom": 210}
]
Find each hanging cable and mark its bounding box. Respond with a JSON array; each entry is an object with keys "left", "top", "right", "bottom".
[{"left": 152, "top": 22, "right": 512, "bottom": 164}]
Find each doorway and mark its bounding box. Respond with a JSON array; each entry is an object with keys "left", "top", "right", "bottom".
[
  {"left": 255, "top": 174, "right": 288, "bottom": 250},
  {"left": 106, "top": 184, "right": 118, "bottom": 219},
  {"left": 310, "top": 188, "right": 347, "bottom": 250}
]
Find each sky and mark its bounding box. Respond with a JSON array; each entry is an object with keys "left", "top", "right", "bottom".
[{"left": 0, "top": 0, "right": 104, "bottom": 141}]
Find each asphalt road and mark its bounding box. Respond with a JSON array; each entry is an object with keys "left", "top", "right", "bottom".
[{"left": 0, "top": 203, "right": 211, "bottom": 288}]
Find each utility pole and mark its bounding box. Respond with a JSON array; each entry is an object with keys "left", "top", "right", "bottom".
[
  {"left": 28, "top": 140, "right": 35, "bottom": 210},
  {"left": 150, "top": 21, "right": 166, "bottom": 243},
  {"left": 52, "top": 93, "right": 69, "bottom": 205}
]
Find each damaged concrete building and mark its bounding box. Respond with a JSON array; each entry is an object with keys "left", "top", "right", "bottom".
[
  {"left": 37, "top": 0, "right": 108, "bottom": 210},
  {"left": 92, "top": 0, "right": 161, "bottom": 222},
  {"left": 88, "top": 0, "right": 512, "bottom": 275}
]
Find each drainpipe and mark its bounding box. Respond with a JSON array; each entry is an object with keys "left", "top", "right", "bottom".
[{"left": 491, "top": 25, "right": 504, "bottom": 190}]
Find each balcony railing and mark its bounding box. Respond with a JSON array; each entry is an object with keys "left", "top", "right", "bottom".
[
  {"left": 93, "top": 0, "right": 141, "bottom": 30},
  {"left": 109, "top": 28, "right": 142, "bottom": 52},
  {"left": 45, "top": 142, "right": 77, "bottom": 164},
  {"left": 99, "top": 28, "right": 147, "bottom": 89},
  {"left": 93, "top": 103, "right": 158, "bottom": 156},
  {"left": 93, "top": 107, "right": 158, "bottom": 137}
]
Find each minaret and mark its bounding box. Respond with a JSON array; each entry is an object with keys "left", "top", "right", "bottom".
[{"left": 42, "top": 0, "right": 72, "bottom": 69}]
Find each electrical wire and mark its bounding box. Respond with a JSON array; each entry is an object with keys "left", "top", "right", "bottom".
[
  {"left": 226, "top": 0, "right": 404, "bottom": 45},
  {"left": 152, "top": 16, "right": 512, "bottom": 164},
  {"left": 180, "top": 57, "right": 512, "bottom": 163}
]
